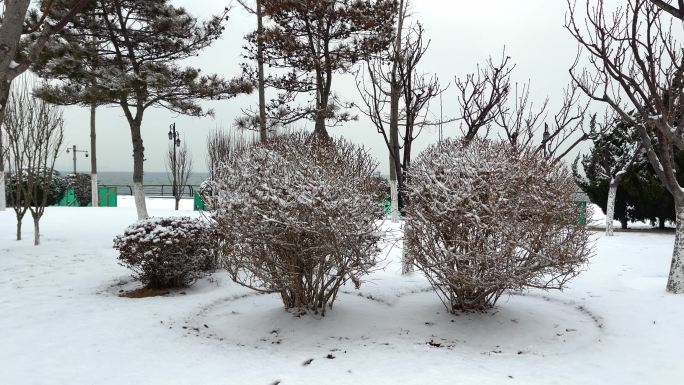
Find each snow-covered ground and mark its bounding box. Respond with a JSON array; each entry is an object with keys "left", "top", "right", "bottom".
[
  {"left": 588, "top": 203, "right": 671, "bottom": 230},
  {"left": 0, "top": 199, "right": 681, "bottom": 385}
]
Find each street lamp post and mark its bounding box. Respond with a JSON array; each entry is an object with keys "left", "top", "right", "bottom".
[
  {"left": 66, "top": 145, "right": 88, "bottom": 174},
  {"left": 168, "top": 123, "right": 181, "bottom": 205}
]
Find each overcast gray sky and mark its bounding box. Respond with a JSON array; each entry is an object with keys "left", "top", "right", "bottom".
[{"left": 53, "top": 0, "right": 586, "bottom": 174}]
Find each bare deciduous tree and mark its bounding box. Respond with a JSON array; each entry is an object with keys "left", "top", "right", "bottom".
[
  {"left": 166, "top": 141, "right": 193, "bottom": 211},
  {"left": 4, "top": 79, "right": 64, "bottom": 245},
  {"left": 567, "top": 0, "right": 684, "bottom": 293},
  {"left": 496, "top": 84, "right": 593, "bottom": 163},
  {"left": 454, "top": 51, "right": 593, "bottom": 164},
  {"left": 356, "top": 5, "right": 445, "bottom": 224},
  {"left": 456, "top": 53, "right": 513, "bottom": 145},
  {"left": 649, "top": 0, "right": 684, "bottom": 18},
  {"left": 0, "top": 0, "right": 90, "bottom": 211}
]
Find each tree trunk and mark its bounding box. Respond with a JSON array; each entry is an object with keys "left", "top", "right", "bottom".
[
  {"left": 620, "top": 217, "right": 628, "bottom": 230},
  {"left": 256, "top": 0, "right": 268, "bottom": 142},
  {"left": 175, "top": 197, "right": 179, "bottom": 211},
  {"left": 390, "top": 178, "right": 399, "bottom": 223},
  {"left": 131, "top": 121, "right": 148, "bottom": 219},
  {"left": 313, "top": 113, "right": 329, "bottom": 140},
  {"left": 666, "top": 200, "right": 684, "bottom": 293},
  {"left": 0, "top": 80, "right": 11, "bottom": 212},
  {"left": 388, "top": 0, "right": 405, "bottom": 224},
  {"left": 402, "top": 221, "right": 414, "bottom": 274},
  {"left": 0, "top": 1, "right": 31, "bottom": 80},
  {"left": 659, "top": 217, "right": 666, "bottom": 230},
  {"left": 16, "top": 216, "right": 22, "bottom": 241},
  {"left": 90, "top": 104, "right": 99, "bottom": 207},
  {"left": 606, "top": 179, "right": 618, "bottom": 236},
  {"left": 0, "top": 168, "right": 5, "bottom": 212},
  {"left": 33, "top": 217, "right": 40, "bottom": 246}
]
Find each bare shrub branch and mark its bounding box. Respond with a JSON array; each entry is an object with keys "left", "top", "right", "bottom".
[
  {"left": 406, "top": 139, "right": 592, "bottom": 312},
  {"left": 211, "top": 133, "right": 384, "bottom": 316}
]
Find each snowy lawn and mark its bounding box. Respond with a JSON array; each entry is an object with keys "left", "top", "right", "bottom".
[{"left": 0, "top": 200, "right": 681, "bottom": 385}]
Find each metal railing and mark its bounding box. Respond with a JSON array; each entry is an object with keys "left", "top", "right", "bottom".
[{"left": 108, "top": 184, "right": 198, "bottom": 198}]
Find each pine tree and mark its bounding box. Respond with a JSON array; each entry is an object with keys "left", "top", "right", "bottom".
[
  {"left": 577, "top": 116, "right": 684, "bottom": 231},
  {"left": 622, "top": 148, "right": 684, "bottom": 229},
  {"left": 241, "top": 0, "right": 396, "bottom": 139},
  {"left": 0, "top": 0, "right": 91, "bottom": 212},
  {"left": 576, "top": 117, "right": 642, "bottom": 235},
  {"left": 32, "top": 0, "right": 252, "bottom": 219}
]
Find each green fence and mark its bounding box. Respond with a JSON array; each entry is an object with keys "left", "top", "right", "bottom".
[
  {"left": 98, "top": 186, "right": 117, "bottom": 207},
  {"left": 194, "top": 192, "right": 206, "bottom": 211},
  {"left": 58, "top": 188, "right": 79, "bottom": 207},
  {"left": 55, "top": 186, "right": 117, "bottom": 207}
]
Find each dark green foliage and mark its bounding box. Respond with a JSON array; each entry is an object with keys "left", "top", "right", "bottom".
[
  {"left": 622, "top": 156, "right": 681, "bottom": 228},
  {"left": 240, "top": 0, "right": 396, "bottom": 137},
  {"left": 64, "top": 174, "right": 93, "bottom": 207},
  {"left": 31, "top": 0, "right": 253, "bottom": 113},
  {"left": 5, "top": 171, "right": 66, "bottom": 207},
  {"left": 575, "top": 123, "right": 683, "bottom": 228}
]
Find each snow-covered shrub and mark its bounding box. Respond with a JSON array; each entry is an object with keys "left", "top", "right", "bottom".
[
  {"left": 64, "top": 173, "right": 92, "bottom": 206},
  {"left": 197, "top": 178, "right": 216, "bottom": 210},
  {"left": 210, "top": 133, "right": 383, "bottom": 315},
  {"left": 5, "top": 170, "right": 66, "bottom": 207},
  {"left": 405, "top": 139, "right": 592, "bottom": 312},
  {"left": 113, "top": 217, "right": 211, "bottom": 289}
]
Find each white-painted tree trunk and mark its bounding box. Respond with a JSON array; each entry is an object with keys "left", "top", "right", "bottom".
[
  {"left": 390, "top": 179, "right": 399, "bottom": 223},
  {"left": 33, "top": 218, "right": 40, "bottom": 246},
  {"left": 401, "top": 221, "right": 413, "bottom": 274},
  {"left": 667, "top": 202, "right": 684, "bottom": 294},
  {"left": 91, "top": 173, "right": 99, "bottom": 207},
  {"left": 606, "top": 179, "right": 618, "bottom": 236},
  {"left": 90, "top": 105, "right": 98, "bottom": 207},
  {"left": 0, "top": 171, "right": 6, "bottom": 211},
  {"left": 133, "top": 182, "right": 148, "bottom": 219}
]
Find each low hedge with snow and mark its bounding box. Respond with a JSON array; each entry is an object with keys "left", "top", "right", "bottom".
[{"left": 113, "top": 216, "right": 212, "bottom": 289}]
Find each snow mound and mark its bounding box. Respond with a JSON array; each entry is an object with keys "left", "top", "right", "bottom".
[{"left": 186, "top": 290, "right": 602, "bottom": 356}]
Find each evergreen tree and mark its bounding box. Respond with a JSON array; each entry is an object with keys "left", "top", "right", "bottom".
[
  {"left": 32, "top": 0, "right": 252, "bottom": 219},
  {"left": 0, "top": 0, "right": 91, "bottom": 212},
  {"left": 241, "top": 0, "right": 396, "bottom": 139},
  {"left": 622, "top": 148, "right": 684, "bottom": 229},
  {"left": 576, "top": 117, "right": 642, "bottom": 235},
  {"left": 576, "top": 118, "right": 684, "bottom": 230}
]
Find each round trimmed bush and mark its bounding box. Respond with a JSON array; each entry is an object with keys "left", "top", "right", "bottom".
[
  {"left": 405, "top": 138, "right": 592, "bottom": 312},
  {"left": 210, "top": 133, "right": 384, "bottom": 315},
  {"left": 114, "top": 217, "right": 211, "bottom": 289}
]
